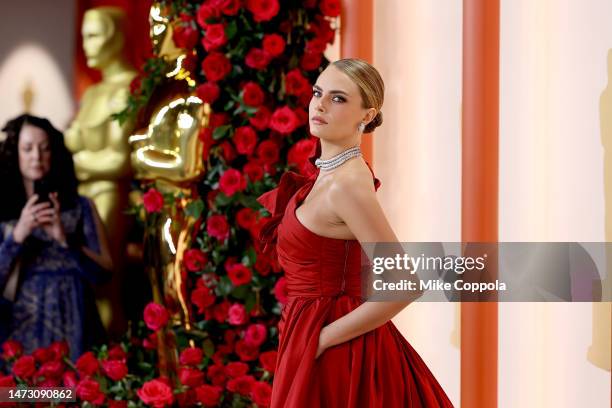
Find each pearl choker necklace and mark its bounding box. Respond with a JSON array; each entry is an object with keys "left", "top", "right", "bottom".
[{"left": 314, "top": 146, "right": 362, "bottom": 171}]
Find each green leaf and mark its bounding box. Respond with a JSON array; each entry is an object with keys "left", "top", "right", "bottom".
[
  {"left": 232, "top": 284, "right": 249, "bottom": 299},
  {"left": 213, "top": 125, "right": 231, "bottom": 140},
  {"left": 217, "top": 275, "right": 233, "bottom": 296},
  {"left": 238, "top": 194, "right": 260, "bottom": 208},
  {"left": 215, "top": 192, "right": 233, "bottom": 206},
  {"left": 203, "top": 338, "right": 215, "bottom": 358},
  {"left": 245, "top": 291, "right": 256, "bottom": 312},
  {"left": 184, "top": 199, "right": 205, "bottom": 219}
]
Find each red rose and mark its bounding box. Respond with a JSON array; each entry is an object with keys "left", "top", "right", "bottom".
[
  {"left": 63, "top": 371, "right": 78, "bottom": 388},
  {"left": 254, "top": 255, "right": 271, "bottom": 276},
  {"left": 308, "top": 15, "right": 336, "bottom": 44},
  {"left": 259, "top": 350, "right": 277, "bottom": 373},
  {"left": 12, "top": 355, "right": 36, "bottom": 379},
  {"left": 196, "top": 3, "right": 220, "bottom": 28},
  {"left": 227, "top": 303, "right": 247, "bottom": 325},
  {"left": 294, "top": 107, "right": 309, "bottom": 126},
  {"left": 206, "top": 364, "right": 227, "bottom": 387},
  {"left": 143, "top": 332, "right": 158, "bottom": 350},
  {"left": 32, "top": 347, "right": 52, "bottom": 363},
  {"left": 306, "top": 37, "right": 327, "bottom": 54},
  {"left": 219, "top": 168, "right": 247, "bottom": 196},
  {"left": 143, "top": 188, "right": 164, "bottom": 213},
  {"left": 191, "top": 286, "right": 216, "bottom": 313},
  {"left": 236, "top": 207, "right": 256, "bottom": 229},
  {"left": 212, "top": 300, "right": 231, "bottom": 323},
  {"left": 108, "top": 400, "right": 128, "bottom": 408},
  {"left": 225, "top": 361, "right": 249, "bottom": 378},
  {"left": 285, "top": 69, "right": 310, "bottom": 97},
  {"left": 220, "top": 0, "right": 242, "bottom": 15},
  {"left": 233, "top": 126, "right": 258, "bottom": 155},
  {"left": 184, "top": 248, "right": 208, "bottom": 272},
  {"left": 288, "top": 137, "right": 317, "bottom": 174},
  {"left": 235, "top": 339, "right": 259, "bottom": 361},
  {"left": 195, "top": 384, "right": 222, "bottom": 407},
  {"left": 226, "top": 374, "right": 255, "bottom": 396},
  {"left": 179, "top": 367, "right": 205, "bottom": 388},
  {"left": 243, "top": 161, "right": 264, "bottom": 182},
  {"left": 37, "top": 360, "right": 64, "bottom": 380},
  {"left": 262, "top": 33, "right": 285, "bottom": 57},
  {"left": 1, "top": 340, "right": 22, "bottom": 360},
  {"left": 196, "top": 82, "right": 220, "bottom": 104},
  {"left": 202, "top": 52, "right": 232, "bottom": 81},
  {"left": 242, "top": 82, "right": 265, "bottom": 107},
  {"left": 274, "top": 277, "right": 288, "bottom": 304},
  {"left": 300, "top": 51, "right": 323, "bottom": 71},
  {"left": 76, "top": 352, "right": 99, "bottom": 377},
  {"left": 107, "top": 345, "right": 127, "bottom": 361},
  {"left": 246, "top": 0, "right": 280, "bottom": 22},
  {"left": 249, "top": 106, "right": 271, "bottom": 130},
  {"left": 102, "top": 359, "right": 128, "bottom": 381},
  {"left": 245, "top": 323, "right": 267, "bottom": 347},
  {"left": 256, "top": 140, "right": 280, "bottom": 165},
  {"left": 49, "top": 340, "right": 69, "bottom": 361},
  {"left": 226, "top": 263, "right": 252, "bottom": 286},
  {"left": 76, "top": 378, "right": 105, "bottom": 405},
  {"left": 320, "top": 0, "right": 341, "bottom": 17},
  {"left": 207, "top": 214, "right": 230, "bottom": 240},
  {"left": 270, "top": 106, "right": 299, "bottom": 134},
  {"left": 0, "top": 374, "right": 16, "bottom": 387},
  {"left": 245, "top": 48, "right": 271, "bottom": 70},
  {"left": 218, "top": 140, "right": 237, "bottom": 162},
  {"left": 179, "top": 347, "right": 203, "bottom": 366},
  {"left": 173, "top": 24, "right": 200, "bottom": 49},
  {"left": 144, "top": 302, "right": 170, "bottom": 331},
  {"left": 210, "top": 112, "right": 230, "bottom": 128},
  {"left": 137, "top": 379, "right": 174, "bottom": 408},
  {"left": 251, "top": 381, "right": 273, "bottom": 407},
  {"left": 202, "top": 23, "right": 227, "bottom": 51}
]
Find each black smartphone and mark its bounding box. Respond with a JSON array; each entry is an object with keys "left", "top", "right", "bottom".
[{"left": 33, "top": 178, "right": 52, "bottom": 204}]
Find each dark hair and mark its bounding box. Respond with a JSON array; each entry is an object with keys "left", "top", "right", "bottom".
[{"left": 0, "top": 114, "right": 79, "bottom": 222}]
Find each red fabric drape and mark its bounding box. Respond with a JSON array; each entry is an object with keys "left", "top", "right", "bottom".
[{"left": 74, "top": 0, "right": 152, "bottom": 100}]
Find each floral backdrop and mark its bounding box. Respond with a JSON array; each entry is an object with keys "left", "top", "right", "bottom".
[{"left": 0, "top": 0, "right": 338, "bottom": 406}]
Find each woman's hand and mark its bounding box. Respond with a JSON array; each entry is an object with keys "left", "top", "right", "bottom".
[
  {"left": 315, "top": 326, "right": 331, "bottom": 359},
  {"left": 12, "top": 194, "right": 52, "bottom": 243},
  {"left": 39, "top": 192, "right": 67, "bottom": 247}
]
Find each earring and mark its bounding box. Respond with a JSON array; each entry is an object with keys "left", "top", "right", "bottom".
[{"left": 358, "top": 122, "right": 365, "bottom": 132}]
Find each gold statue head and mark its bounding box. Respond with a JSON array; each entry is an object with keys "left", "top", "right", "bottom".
[
  {"left": 82, "top": 7, "right": 127, "bottom": 69},
  {"left": 149, "top": 2, "right": 185, "bottom": 60}
]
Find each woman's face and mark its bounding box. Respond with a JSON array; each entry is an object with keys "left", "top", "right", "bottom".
[
  {"left": 18, "top": 124, "right": 51, "bottom": 181},
  {"left": 309, "top": 65, "right": 374, "bottom": 140}
]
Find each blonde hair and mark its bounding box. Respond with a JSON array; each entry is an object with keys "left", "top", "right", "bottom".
[{"left": 332, "top": 58, "right": 384, "bottom": 133}]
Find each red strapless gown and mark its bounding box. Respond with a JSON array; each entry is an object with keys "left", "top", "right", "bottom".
[{"left": 257, "top": 164, "right": 454, "bottom": 408}]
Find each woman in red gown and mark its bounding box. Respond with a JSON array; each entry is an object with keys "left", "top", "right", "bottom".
[{"left": 258, "top": 59, "right": 454, "bottom": 407}]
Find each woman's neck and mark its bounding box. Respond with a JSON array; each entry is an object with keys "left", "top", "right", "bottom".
[
  {"left": 319, "top": 137, "right": 361, "bottom": 160},
  {"left": 23, "top": 179, "right": 34, "bottom": 198}
]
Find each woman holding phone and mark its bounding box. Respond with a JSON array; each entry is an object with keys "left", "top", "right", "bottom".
[{"left": 0, "top": 114, "right": 112, "bottom": 360}]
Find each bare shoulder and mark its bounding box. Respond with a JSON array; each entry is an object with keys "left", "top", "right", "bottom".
[{"left": 327, "top": 159, "right": 377, "bottom": 204}]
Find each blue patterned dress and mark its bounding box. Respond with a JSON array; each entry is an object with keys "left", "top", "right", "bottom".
[{"left": 0, "top": 196, "right": 109, "bottom": 360}]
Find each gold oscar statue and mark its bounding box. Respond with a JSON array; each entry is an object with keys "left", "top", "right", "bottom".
[
  {"left": 65, "top": 7, "right": 137, "bottom": 334},
  {"left": 129, "top": 2, "right": 209, "bottom": 377}
]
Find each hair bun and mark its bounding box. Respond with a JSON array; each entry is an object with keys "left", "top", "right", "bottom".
[{"left": 364, "top": 111, "right": 383, "bottom": 133}]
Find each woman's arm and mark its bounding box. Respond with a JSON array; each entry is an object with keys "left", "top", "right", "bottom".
[
  {"left": 80, "top": 198, "right": 113, "bottom": 272},
  {"left": 0, "top": 225, "right": 24, "bottom": 291},
  {"left": 316, "top": 170, "right": 423, "bottom": 357}
]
